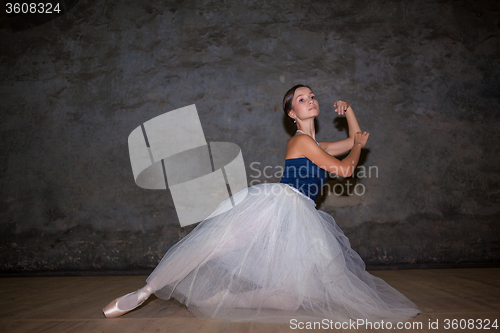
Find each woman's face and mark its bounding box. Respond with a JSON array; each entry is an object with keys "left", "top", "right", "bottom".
[{"left": 290, "top": 87, "right": 319, "bottom": 121}]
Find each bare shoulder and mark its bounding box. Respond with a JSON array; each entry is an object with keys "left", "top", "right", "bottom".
[
  {"left": 287, "top": 134, "right": 308, "bottom": 147},
  {"left": 285, "top": 134, "right": 314, "bottom": 159}
]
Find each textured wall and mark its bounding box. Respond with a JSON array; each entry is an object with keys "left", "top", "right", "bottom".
[{"left": 0, "top": 0, "right": 499, "bottom": 274}]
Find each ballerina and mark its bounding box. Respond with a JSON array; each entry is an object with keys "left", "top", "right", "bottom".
[{"left": 103, "top": 84, "right": 421, "bottom": 324}]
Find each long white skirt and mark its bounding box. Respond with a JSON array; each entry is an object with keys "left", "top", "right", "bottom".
[{"left": 146, "top": 183, "right": 421, "bottom": 323}]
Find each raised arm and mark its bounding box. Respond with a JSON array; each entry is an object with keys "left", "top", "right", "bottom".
[
  {"left": 318, "top": 105, "right": 362, "bottom": 156},
  {"left": 298, "top": 131, "right": 369, "bottom": 177},
  {"left": 344, "top": 105, "right": 362, "bottom": 143}
]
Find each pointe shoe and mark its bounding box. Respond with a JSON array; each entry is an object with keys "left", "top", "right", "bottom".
[{"left": 103, "top": 285, "right": 154, "bottom": 318}]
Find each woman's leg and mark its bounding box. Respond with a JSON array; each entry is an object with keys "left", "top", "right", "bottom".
[
  {"left": 193, "top": 288, "right": 299, "bottom": 311},
  {"left": 147, "top": 215, "right": 264, "bottom": 290}
]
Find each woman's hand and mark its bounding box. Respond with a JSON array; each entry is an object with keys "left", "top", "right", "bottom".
[
  {"left": 333, "top": 100, "right": 351, "bottom": 115},
  {"left": 354, "top": 131, "right": 370, "bottom": 148}
]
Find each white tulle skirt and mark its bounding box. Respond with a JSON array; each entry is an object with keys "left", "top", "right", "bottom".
[{"left": 146, "top": 183, "right": 420, "bottom": 323}]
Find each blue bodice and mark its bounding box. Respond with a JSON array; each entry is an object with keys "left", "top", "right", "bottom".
[{"left": 279, "top": 157, "right": 329, "bottom": 202}]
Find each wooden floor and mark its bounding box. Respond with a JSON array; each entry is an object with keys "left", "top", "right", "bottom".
[{"left": 0, "top": 268, "right": 498, "bottom": 333}]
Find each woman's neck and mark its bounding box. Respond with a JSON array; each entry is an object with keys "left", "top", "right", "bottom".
[{"left": 296, "top": 128, "right": 316, "bottom": 140}]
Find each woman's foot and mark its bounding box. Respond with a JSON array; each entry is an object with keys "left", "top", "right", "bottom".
[{"left": 103, "top": 284, "right": 154, "bottom": 318}]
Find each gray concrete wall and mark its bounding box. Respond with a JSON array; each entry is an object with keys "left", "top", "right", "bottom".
[{"left": 0, "top": 0, "right": 499, "bottom": 274}]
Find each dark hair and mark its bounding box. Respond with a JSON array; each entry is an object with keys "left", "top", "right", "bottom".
[{"left": 283, "top": 84, "right": 312, "bottom": 124}]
